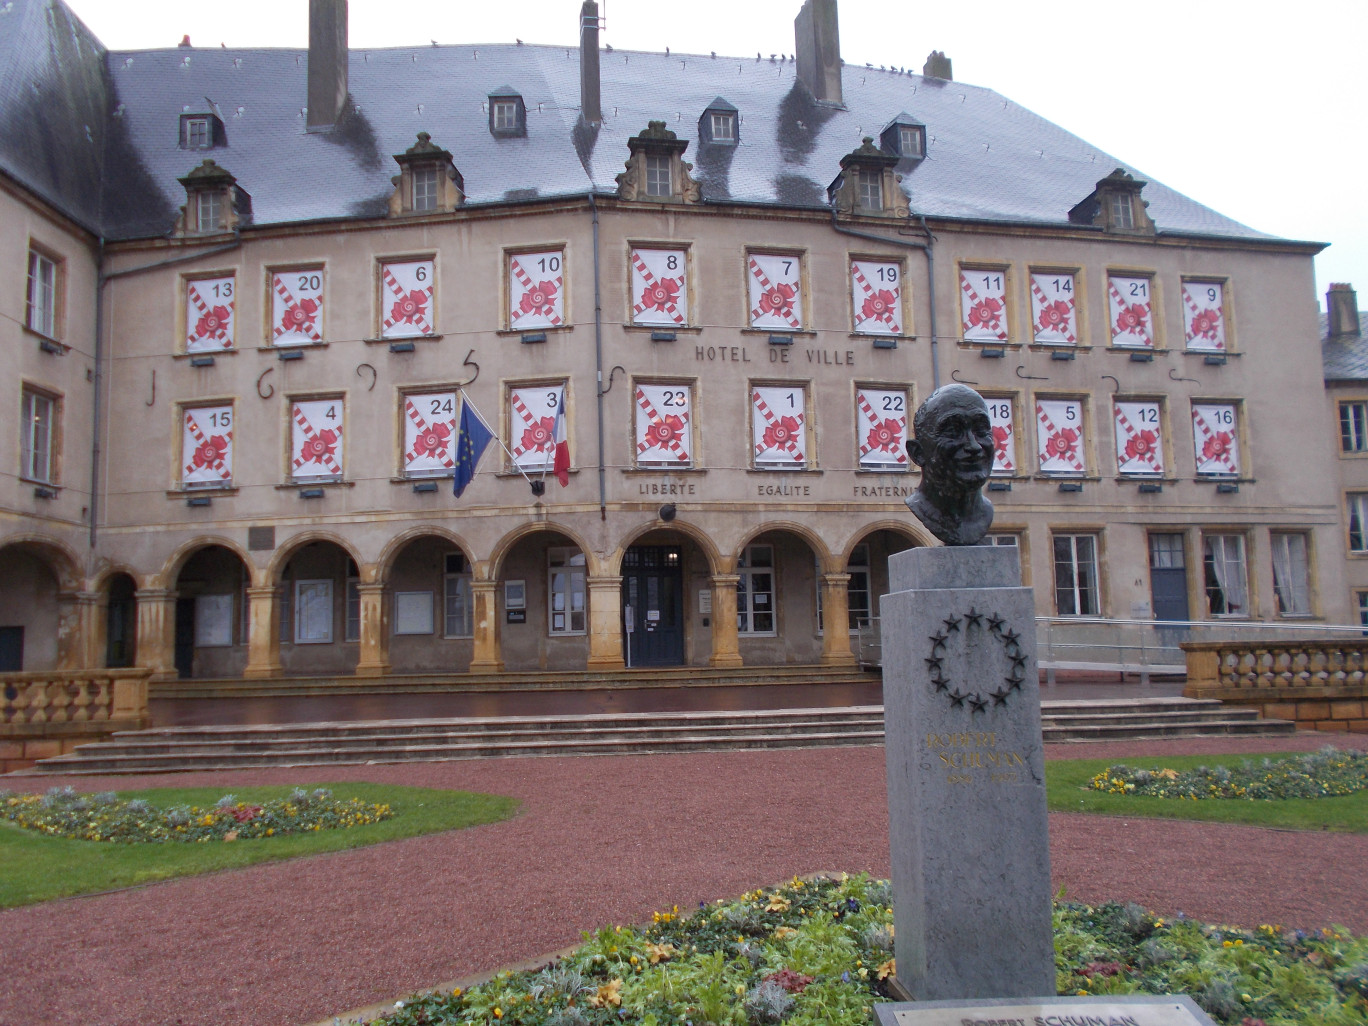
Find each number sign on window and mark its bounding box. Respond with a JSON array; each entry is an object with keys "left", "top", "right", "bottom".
[
  {"left": 271, "top": 268, "right": 324, "bottom": 346},
  {"left": 186, "top": 274, "right": 235, "bottom": 351},
  {"left": 291, "top": 399, "right": 344, "bottom": 482},
  {"left": 986, "top": 397, "right": 1015, "bottom": 475},
  {"left": 635, "top": 383, "right": 692, "bottom": 466},
  {"left": 1108, "top": 275, "right": 1153, "bottom": 348},
  {"left": 508, "top": 250, "right": 564, "bottom": 329},
  {"left": 1036, "top": 399, "right": 1086, "bottom": 474},
  {"left": 1192, "top": 403, "right": 1239, "bottom": 476},
  {"left": 403, "top": 391, "right": 457, "bottom": 476},
  {"left": 631, "top": 248, "right": 688, "bottom": 326},
  {"left": 510, "top": 384, "right": 564, "bottom": 469},
  {"left": 960, "top": 268, "right": 1008, "bottom": 341},
  {"left": 183, "top": 404, "right": 234, "bottom": 488},
  {"left": 851, "top": 260, "right": 902, "bottom": 335},
  {"left": 856, "top": 388, "right": 908, "bottom": 469},
  {"left": 752, "top": 385, "right": 807, "bottom": 466},
  {"left": 1183, "top": 281, "right": 1226, "bottom": 351},
  {"left": 1030, "top": 272, "right": 1076, "bottom": 344},
  {"left": 1114, "top": 401, "right": 1164, "bottom": 475},
  {"left": 747, "top": 253, "right": 803, "bottom": 330},
  {"left": 381, "top": 259, "right": 435, "bottom": 339}
]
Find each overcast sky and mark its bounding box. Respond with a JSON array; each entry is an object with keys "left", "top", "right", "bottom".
[{"left": 62, "top": 0, "right": 1367, "bottom": 309}]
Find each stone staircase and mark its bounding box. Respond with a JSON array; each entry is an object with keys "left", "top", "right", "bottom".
[{"left": 12, "top": 697, "right": 1294, "bottom": 776}]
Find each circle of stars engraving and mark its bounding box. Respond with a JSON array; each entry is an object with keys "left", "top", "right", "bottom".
[{"left": 924, "top": 608, "right": 1028, "bottom": 713}]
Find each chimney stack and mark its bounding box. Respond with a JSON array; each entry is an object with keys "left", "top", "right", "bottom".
[
  {"left": 923, "top": 50, "right": 952, "bottom": 80},
  {"left": 579, "top": 1, "right": 601, "bottom": 125},
  {"left": 307, "top": 0, "right": 348, "bottom": 132},
  {"left": 794, "top": 0, "right": 842, "bottom": 105},
  {"left": 1328, "top": 283, "right": 1362, "bottom": 338}
]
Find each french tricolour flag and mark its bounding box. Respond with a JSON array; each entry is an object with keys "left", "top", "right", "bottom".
[{"left": 552, "top": 390, "right": 570, "bottom": 487}]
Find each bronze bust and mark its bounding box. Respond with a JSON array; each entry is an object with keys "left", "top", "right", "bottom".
[{"left": 905, "top": 384, "right": 996, "bottom": 546}]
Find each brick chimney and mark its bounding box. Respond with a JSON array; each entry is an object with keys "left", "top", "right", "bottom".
[
  {"left": 923, "top": 50, "right": 952, "bottom": 81},
  {"left": 579, "top": 1, "right": 601, "bottom": 125},
  {"left": 794, "top": 0, "right": 842, "bottom": 104},
  {"left": 307, "top": 0, "right": 348, "bottom": 132},
  {"left": 1328, "top": 283, "right": 1362, "bottom": 338}
]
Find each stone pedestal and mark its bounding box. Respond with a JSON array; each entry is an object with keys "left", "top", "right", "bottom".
[
  {"left": 586, "top": 575, "right": 626, "bottom": 670},
  {"left": 354, "top": 583, "right": 391, "bottom": 677},
  {"left": 882, "top": 545, "right": 1054, "bottom": 1001},
  {"left": 243, "top": 586, "right": 282, "bottom": 679},
  {"left": 707, "top": 574, "right": 744, "bottom": 667},
  {"left": 468, "top": 579, "right": 504, "bottom": 672}
]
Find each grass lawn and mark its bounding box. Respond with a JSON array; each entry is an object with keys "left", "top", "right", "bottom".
[
  {"left": 0, "top": 783, "right": 518, "bottom": 908},
  {"left": 1046, "top": 752, "right": 1368, "bottom": 832}
]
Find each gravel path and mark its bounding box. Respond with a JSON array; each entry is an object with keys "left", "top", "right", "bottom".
[{"left": 2, "top": 732, "right": 1366, "bottom": 1026}]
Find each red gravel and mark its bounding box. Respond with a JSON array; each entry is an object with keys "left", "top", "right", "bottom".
[{"left": 2, "top": 733, "right": 1366, "bottom": 1026}]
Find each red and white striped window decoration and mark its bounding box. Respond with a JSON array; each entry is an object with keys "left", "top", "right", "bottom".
[
  {"left": 403, "top": 391, "right": 457, "bottom": 477},
  {"left": 290, "top": 398, "right": 344, "bottom": 482},
  {"left": 1108, "top": 275, "right": 1154, "bottom": 348},
  {"left": 959, "top": 267, "right": 1008, "bottom": 342},
  {"left": 1036, "top": 398, "right": 1086, "bottom": 475},
  {"left": 752, "top": 385, "right": 807, "bottom": 467},
  {"left": 984, "top": 395, "right": 1016, "bottom": 476},
  {"left": 1183, "top": 281, "right": 1226, "bottom": 351},
  {"left": 508, "top": 250, "right": 564, "bottom": 330},
  {"left": 634, "top": 383, "right": 692, "bottom": 467},
  {"left": 856, "top": 387, "right": 908, "bottom": 470},
  {"left": 182, "top": 404, "right": 233, "bottom": 488},
  {"left": 630, "top": 248, "right": 688, "bottom": 327},
  {"left": 271, "top": 268, "right": 324, "bottom": 347},
  {"left": 1030, "top": 271, "right": 1076, "bottom": 344},
  {"left": 185, "top": 274, "right": 235, "bottom": 352},
  {"left": 850, "top": 260, "right": 902, "bottom": 335},
  {"left": 1192, "top": 403, "right": 1239, "bottom": 476},
  {"left": 1114, "top": 400, "right": 1164, "bottom": 476},
  {"left": 380, "top": 259, "right": 435, "bottom": 339},
  {"left": 747, "top": 252, "right": 803, "bottom": 330},
  {"left": 509, "top": 383, "right": 563, "bottom": 470}
]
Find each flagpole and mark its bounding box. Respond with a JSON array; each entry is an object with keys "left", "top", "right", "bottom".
[{"left": 455, "top": 387, "right": 539, "bottom": 488}]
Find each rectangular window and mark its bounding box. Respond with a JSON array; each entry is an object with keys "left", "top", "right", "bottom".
[
  {"left": 294, "top": 579, "right": 334, "bottom": 644},
  {"left": 1110, "top": 194, "right": 1134, "bottom": 229},
  {"left": 412, "top": 167, "right": 438, "bottom": 211},
  {"left": 1053, "top": 534, "right": 1099, "bottom": 616},
  {"left": 899, "top": 125, "right": 923, "bottom": 157},
  {"left": 1192, "top": 403, "right": 1239, "bottom": 476},
  {"left": 1036, "top": 398, "right": 1086, "bottom": 475},
  {"left": 270, "top": 267, "right": 325, "bottom": 346},
  {"left": 857, "top": 169, "right": 882, "bottom": 211},
  {"left": 1341, "top": 401, "right": 1368, "bottom": 453},
  {"left": 711, "top": 113, "right": 735, "bottom": 141},
  {"left": 1029, "top": 271, "right": 1077, "bottom": 344},
  {"left": 402, "top": 391, "right": 457, "bottom": 477},
  {"left": 630, "top": 247, "right": 689, "bottom": 326},
  {"left": 547, "top": 547, "right": 586, "bottom": 635},
  {"left": 1203, "top": 534, "right": 1248, "bottom": 617},
  {"left": 182, "top": 404, "right": 234, "bottom": 489},
  {"left": 1114, "top": 400, "right": 1164, "bottom": 475},
  {"left": 746, "top": 251, "right": 803, "bottom": 330},
  {"left": 493, "top": 101, "right": 518, "bottom": 130},
  {"left": 1270, "top": 533, "right": 1311, "bottom": 617},
  {"left": 444, "top": 553, "right": 473, "bottom": 638},
  {"left": 737, "top": 545, "right": 775, "bottom": 635},
  {"left": 344, "top": 577, "right": 360, "bottom": 642},
  {"left": 1358, "top": 591, "right": 1368, "bottom": 628},
  {"left": 752, "top": 384, "right": 808, "bottom": 468},
  {"left": 196, "top": 190, "right": 222, "bottom": 231},
  {"left": 507, "top": 249, "right": 565, "bottom": 330},
  {"left": 186, "top": 118, "right": 210, "bottom": 149},
  {"left": 645, "top": 154, "right": 672, "bottom": 197},
  {"left": 1182, "top": 280, "right": 1227, "bottom": 351},
  {"left": 1107, "top": 274, "right": 1154, "bottom": 348},
  {"left": 185, "top": 274, "right": 235, "bottom": 351},
  {"left": 635, "top": 382, "right": 693, "bottom": 467},
  {"left": 509, "top": 383, "right": 565, "bottom": 471},
  {"left": 1350, "top": 494, "right": 1368, "bottom": 553},
  {"left": 380, "top": 258, "right": 435, "bottom": 339},
  {"left": 26, "top": 249, "right": 58, "bottom": 338},
  {"left": 856, "top": 387, "right": 909, "bottom": 470},
  {"left": 959, "top": 267, "right": 1008, "bottom": 342},
  {"left": 850, "top": 259, "right": 902, "bottom": 335},
  {"left": 20, "top": 388, "right": 55, "bottom": 484},
  {"left": 290, "top": 398, "right": 344, "bottom": 483}
]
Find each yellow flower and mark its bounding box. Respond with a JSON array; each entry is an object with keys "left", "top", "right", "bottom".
[
  {"left": 734, "top": 985, "right": 745, "bottom": 997},
  {"left": 766, "top": 895, "right": 791, "bottom": 912},
  {"left": 452, "top": 988, "right": 462, "bottom": 997},
  {"left": 876, "top": 959, "right": 895, "bottom": 980},
  {"left": 493, "top": 1009, "right": 502, "bottom": 1019},
  {"left": 645, "top": 943, "right": 676, "bottom": 964},
  {"left": 773, "top": 926, "right": 798, "bottom": 941},
  {"left": 589, "top": 980, "right": 622, "bottom": 1008}
]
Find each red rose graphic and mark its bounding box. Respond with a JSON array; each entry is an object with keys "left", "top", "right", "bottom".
[
  {"left": 1044, "top": 428, "right": 1078, "bottom": 460},
  {"left": 1124, "top": 430, "right": 1159, "bottom": 462},
  {"left": 281, "top": 298, "right": 319, "bottom": 333},
  {"left": 861, "top": 289, "right": 896, "bottom": 322},
  {"left": 390, "top": 290, "right": 428, "bottom": 324},
  {"left": 521, "top": 416, "right": 555, "bottom": 452},
  {"left": 413, "top": 422, "right": 451, "bottom": 458},
  {"left": 968, "top": 297, "right": 1003, "bottom": 331},
  {"left": 865, "top": 418, "right": 901, "bottom": 452},
  {"left": 645, "top": 415, "right": 685, "bottom": 447},
  {"left": 519, "top": 281, "right": 559, "bottom": 316},
  {"left": 762, "top": 416, "right": 801, "bottom": 449},
  {"left": 758, "top": 282, "right": 796, "bottom": 318},
  {"left": 992, "top": 425, "right": 1011, "bottom": 461},
  {"left": 1115, "top": 303, "right": 1147, "bottom": 335},
  {"left": 1190, "top": 308, "right": 1221, "bottom": 339},
  {"left": 1202, "top": 432, "right": 1233, "bottom": 462},
  {"left": 640, "top": 278, "right": 680, "bottom": 312},
  {"left": 196, "top": 305, "right": 231, "bottom": 339},
  {"left": 299, "top": 428, "right": 337, "bottom": 464},
  {"left": 192, "top": 434, "right": 228, "bottom": 469},
  {"left": 1038, "top": 300, "right": 1070, "bottom": 332}
]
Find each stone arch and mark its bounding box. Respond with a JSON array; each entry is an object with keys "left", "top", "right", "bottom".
[
  {"left": 266, "top": 530, "right": 364, "bottom": 584},
  {"left": 90, "top": 560, "right": 142, "bottom": 594},
  {"left": 0, "top": 534, "right": 83, "bottom": 591},
  {"left": 156, "top": 535, "right": 256, "bottom": 589},
  {"left": 486, "top": 520, "right": 597, "bottom": 580},
  {"left": 610, "top": 516, "right": 721, "bottom": 577},
  {"left": 375, "top": 524, "right": 477, "bottom": 583},
  {"left": 836, "top": 518, "right": 930, "bottom": 568},
  {"left": 732, "top": 519, "right": 833, "bottom": 567}
]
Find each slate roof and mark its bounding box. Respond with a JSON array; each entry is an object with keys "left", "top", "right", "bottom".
[
  {"left": 0, "top": 0, "right": 1302, "bottom": 244},
  {"left": 1322, "top": 310, "right": 1368, "bottom": 382}
]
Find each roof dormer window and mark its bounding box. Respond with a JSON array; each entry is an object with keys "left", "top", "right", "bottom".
[
  {"left": 710, "top": 112, "right": 735, "bottom": 142},
  {"left": 196, "top": 190, "right": 223, "bottom": 231},
  {"left": 645, "top": 155, "right": 672, "bottom": 197},
  {"left": 1068, "top": 168, "right": 1155, "bottom": 234},
  {"left": 412, "top": 166, "right": 439, "bottom": 211},
  {"left": 389, "top": 133, "right": 465, "bottom": 216},
  {"left": 176, "top": 158, "right": 250, "bottom": 235},
  {"left": 179, "top": 111, "right": 225, "bottom": 150},
  {"left": 829, "top": 138, "right": 906, "bottom": 219},
  {"left": 698, "top": 97, "right": 740, "bottom": 146},
  {"left": 487, "top": 87, "right": 527, "bottom": 138},
  {"left": 898, "top": 125, "right": 924, "bottom": 159},
  {"left": 1110, "top": 192, "right": 1134, "bottom": 230},
  {"left": 616, "top": 121, "right": 701, "bottom": 204},
  {"left": 493, "top": 101, "right": 517, "bottom": 131},
  {"left": 879, "top": 114, "right": 926, "bottom": 162},
  {"left": 857, "top": 169, "right": 882, "bottom": 211}
]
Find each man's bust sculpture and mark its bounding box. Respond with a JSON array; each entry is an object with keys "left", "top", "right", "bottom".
[{"left": 904, "top": 384, "right": 996, "bottom": 546}]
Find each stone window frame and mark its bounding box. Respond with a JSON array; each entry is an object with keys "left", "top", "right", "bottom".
[
  {"left": 1051, "top": 531, "right": 1102, "bottom": 617},
  {"left": 1201, "top": 531, "right": 1251, "bottom": 618},
  {"left": 1269, "top": 530, "right": 1314, "bottom": 619},
  {"left": 25, "top": 244, "right": 63, "bottom": 341},
  {"left": 1339, "top": 400, "right": 1368, "bottom": 455},
  {"left": 1347, "top": 492, "right": 1368, "bottom": 554},
  {"left": 19, "top": 383, "right": 60, "bottom": 486}
]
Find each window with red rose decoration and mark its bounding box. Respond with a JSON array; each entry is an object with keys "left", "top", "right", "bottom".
[
  {"left": 380, "top": 258, "right": 435, "bottom": 339},
  {"left": 1113, "top": 400, "right": 1164, "bottom": 476},
  {"left": 1035, "top": 398, "right": 1086, "bottom": 475},
  {"left": 630, "top": 248, "right": 689, "bottom": 327},
  {"left": 850, "top": 259, "right": 902, "bottom": 336},
  {"left": 959, "top": 267, "right": 1009, "bottom": 342},
  {"left": 1107, "top": 274, "right": 1154, "bottom": 348},
  {"left": 402, "top": 391, "right": 457, "bottom": 477},
  {"left": 1029, "top": 271, "right": 1076, "bottom": 345},
  {"left": 1182, "top": 280, "right": 1227, "bottom": 352},
  {"left": 1192, "top": 402, "right": 1239, "bottom": 477},
  {"left": 185, "top": 274, "right": 235, "bottom": 352},
  {"left": 508, "top": 249, "right": 564, "bottom": 330},
  {"left": 182, "top": 404, "right": 234, "bottom": 489},
  {"left": 509, "top": 383, "right": 564, "bottom": 471},
  {"left": 747, "top": 252, "right": 803, "bottom": 331},
  {"left": 984, "top": 395, "right": 1016, "bottom": 476},
  {"left": 270, "top": 267, "right": 325, "bottom": 346},
  {"left": 634, "top": 382, "right": 693, "bottom": 467},
  {"left": 855, "top": 387, "right": 908, "bottom": 470},
  {"left": 752, "top": 384, "right": 807, "bottom": 468},
  {"left": 289, "top": 398, "right": 344, "bottom": 483}
]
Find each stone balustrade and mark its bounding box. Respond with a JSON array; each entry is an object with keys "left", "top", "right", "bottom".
[
  {"left": 1181, "top": 640, "right": 1368, "bottom": 733},
  {"left": 1, "top": 669, "right": 152, "bottom": 771}
]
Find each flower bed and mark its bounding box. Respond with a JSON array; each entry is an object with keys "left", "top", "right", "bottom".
[
  {"left": 0, "top": 785, "right": 391, "bottom": 843},
  {"left": 369, "top": 876, "right": 1368, "bottom": 1026},
  {"left": 1088, "top": 747, "right": 1368, "bottom": 800}
]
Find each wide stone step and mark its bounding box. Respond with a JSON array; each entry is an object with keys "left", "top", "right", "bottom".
[{"left": 1043, "top": 719, "right": 1297, "bottom": 740}]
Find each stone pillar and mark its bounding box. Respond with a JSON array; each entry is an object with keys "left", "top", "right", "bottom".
[
  {"left": 243, "top": 585, "right": 282, "bottom": 679},
  {"left": 69, "top": 591, "right": 101, "bottom": 669},
  {"left": 55, "top": 590, "right": 91, "bottom": 670},
  {"left": 819, "top": 572, "right": 857, "bottom": 667},
  {"left": 469, "top": 579, "right": 504, "bottom": 672},
  {"left": 586, "top": 575, "right": 625, "bottom": 670},
  {"left": 354, "top": 582, "right": 390, "bottom": 677},
  {"left": 708, "top": 573, "right": 744, "bottom": 667},
  {"left": 135, "top": 588, "right": 177, "bottom": 681}
]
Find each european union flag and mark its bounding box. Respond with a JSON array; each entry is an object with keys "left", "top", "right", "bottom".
[{"left": 452, "top": 401, "right": 495, "bottom": 498}]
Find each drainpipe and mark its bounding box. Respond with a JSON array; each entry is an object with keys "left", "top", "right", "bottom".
[
  {"left": 829, "top": 208, "right": 939, "bottom": 388},
  {"left": 590, "top": 193, "right": 607, "bottom": 520}
]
